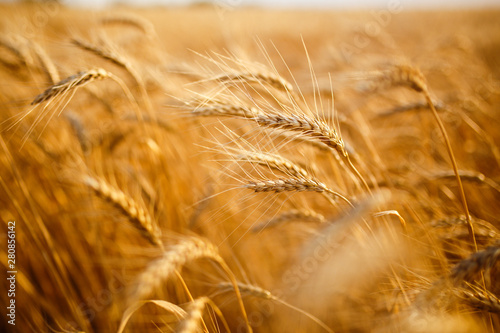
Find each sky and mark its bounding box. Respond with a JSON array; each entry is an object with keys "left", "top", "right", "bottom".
[{"left": 21, "top": 0, "right": 500, "bottom": 9}]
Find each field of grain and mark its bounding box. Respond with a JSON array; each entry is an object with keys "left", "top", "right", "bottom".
[{"left": 1, "top": 2, "right": 500, "bottom": 332}]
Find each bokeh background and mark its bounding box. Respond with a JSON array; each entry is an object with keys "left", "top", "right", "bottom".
[{"left": 1, "top": 0, "right": 500, "bottom": 9}]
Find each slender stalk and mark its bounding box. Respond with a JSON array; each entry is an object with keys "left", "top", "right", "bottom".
[{"left": 423, "top": 92, "right": 477, "bottom": 251}]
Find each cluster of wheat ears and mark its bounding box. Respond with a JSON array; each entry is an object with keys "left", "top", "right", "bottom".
[{"left": 1, "top": 5, "right": 500, "bottom": 333}]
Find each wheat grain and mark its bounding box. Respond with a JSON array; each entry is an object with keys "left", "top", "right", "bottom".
[
  {"left": 83, "top": 175, "right": 162, "bottom": 247},
  {"left": 72, "top": 37, "right": 153, "bottom": 115},
  {"left": 450, "top": 243, "right": 500, "bottom": 284},
  {"left": 254, "top": 113, "right": 346, "bottom": 157},
  {"left": 31, "top": 68, "right": 110, "bottom": 105},
  {"left": 215, "top": 281, "right": 334, "bottom": 333},
  {"left": 379, "top": 64, "right": 428, "bottom": 92},
  {"left": 191, "top": 100, "right": 345, "bottom": 156},
  {"left": 130, "top": 237, "right": 222, "bottom": 301},
  {"left": 246, "top": 178, "right": 327, "bottom": 193},
  {"left": 245, "top": 177, "right": 352, "bottom": 207},
  {"left": 431, "top": 215, "right": 499, "bottom": 240},
  {"left": 192, "top": 103, "right": 262, "bottom": 118}
]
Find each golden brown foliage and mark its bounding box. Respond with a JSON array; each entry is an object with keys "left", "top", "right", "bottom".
[{"left": 1, "top": 3, "right": 500, "bottom": 333}]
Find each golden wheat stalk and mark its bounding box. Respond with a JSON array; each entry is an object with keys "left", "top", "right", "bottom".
[
  {"left": 83, "top": 175, "right": 163, "bottom": 247},
  {"left": 429, "top": 169, "right": 500, "bottom": 194},
  {"left": 431, "top": 215, "right": 499, "bottom": 240},
  {"left": 392, "top": 64, "right": 476, "bottom": 249},
  {"left": 71, "top": 37, "right": 130, "bottom": 69},
  {"left": 130, "top": 237, "right": 221, "bottom": 301},
  {"left": 245, "top": 178, "right": 352, "bottom": 207},
  {"left": 191, "top": 99, "right": 370, "bottom": 191},
  {"left": 72, "top": 37, "right": 153, "bottom": 115},
  {"left": 450, "top": 243, "right": 500, "bottom": 285},
  {"left": 254, "top": 113, "right": 346, "bottom": 157},
  {"left": 456, "top": 284, "right": 500, "bottom": 314},
  {"left": 31, "top": 68, "right": 110, "bottom": 105},
  {"left": 192, "top": 102, "right": 262, "bottom": 118},
  {"left": 246, "top": 177, "right": 332, "bottom": 194},
  {"left": 130, "top": 237, "right": 252, "bottom": 331},
  {"left": 380, "top": 64, "right": 428, "bottom": 92},
  {"left": 191, "top": 102, "right": 345, "bottom": 156}
]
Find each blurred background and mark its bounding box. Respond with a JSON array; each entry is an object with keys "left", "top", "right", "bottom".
[{"left": 2, "top": 0, "right": 500, "bottom": 9}]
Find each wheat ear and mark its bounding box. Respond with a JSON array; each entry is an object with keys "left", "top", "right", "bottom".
[
  {"left": 387, "top": 63, "right": 477, "bottom": 250},
  {"left": 203, "top": 108, "right": 355, "bottom": 207},
  {"left": 450, "top": 244, "right": 500, "bottom": 285},
  {"left": 256, "top": 112, "right": 370, "bottom": 192},
  {"left": 191, "top": 101, "right": 370, "bottom": 191},
  {"left": 72, "top": 37, "right": 153, "bottom": 115},
  {"left": 430, "top": 169, "right": 500, "bottom": 194},
  {"left": 192, "top": 102, "right": 262, "bottom": 118},
  {"left": 131, "top": 237, "right": 221, "bottom": 301},
  {"left": 31, "top": 68, "right": 110, "bottom": 105},
  {"left": 236, "top": 150, "right": 310, "bottom": 179},
  {"left": 72, "top": 37, "right": 129, "bottom": 69},
  {"left": 253, "top": 111, "right": 369, "bottom": 192},
  {"left": 431, "top": 215, "right": 499, "bottom": 240},
  {"left": 245, "top": 178, "right": 352, "bottom": 207},
  {"left": 192, "top": 102, "right": 345, "bottom": 156},
  {"left": 130, "top": 237, "right": 252, "bottom": 332},
  {"left": 381, "top": 64, "right": 428, "bottom": 92},
  {"left": 83, "top": 175, "right": 163, "bottom": 247},
  {"left": 456, "top": 284, "right": 500, "bottom": 314}
]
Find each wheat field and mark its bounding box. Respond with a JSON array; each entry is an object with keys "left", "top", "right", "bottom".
[{"left": 1, "top": 2, "right": 500, "bottom": 332}]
